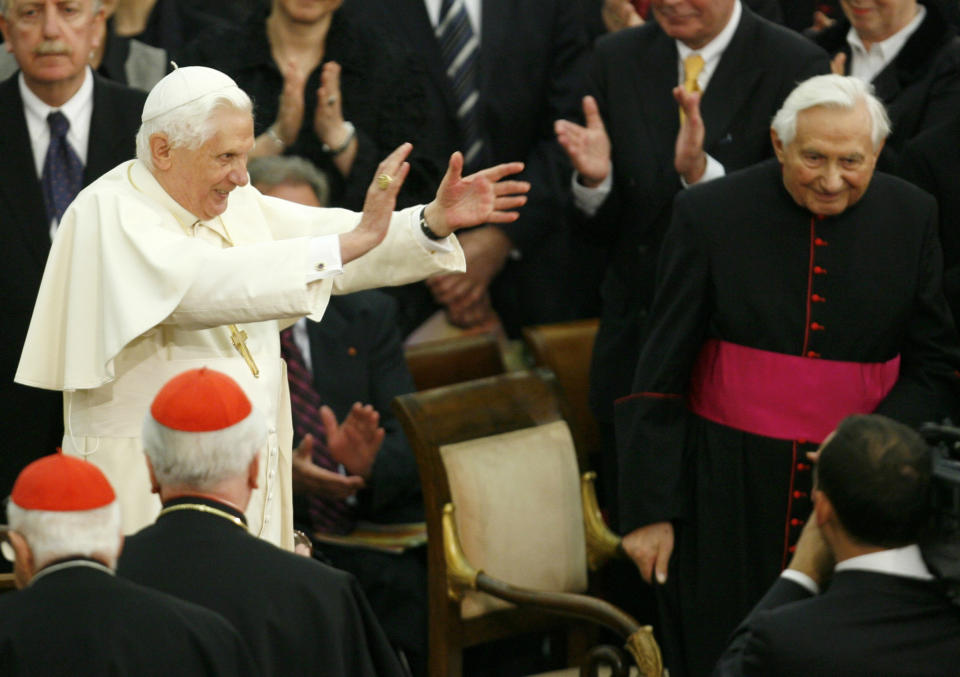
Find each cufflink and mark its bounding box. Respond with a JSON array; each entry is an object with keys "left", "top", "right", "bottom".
[{"left": 314, "top": 262, "right": 325, "bottom": 272}]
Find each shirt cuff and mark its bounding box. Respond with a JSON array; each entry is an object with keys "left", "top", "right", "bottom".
[
  {"left": 410, "top": 207, "right": 455, "bottom": 253},
  {"left": 680, "top": 153, "right": 725, "bottom": 188},
  {"left": 780, "top": 569, "right": 819, "bottom": 595},
  {"left": 306, "top": 235, "right": 344, "bottom": 282},
  {"left": 572, "top": 170, "right": 612, "bottom": 217}
]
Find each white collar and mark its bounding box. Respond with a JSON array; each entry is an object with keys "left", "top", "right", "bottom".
[
  {"left": 676, "top": 0, "right": 742, "bottom": 68},
  {"left": 19, "top": 65, "right": 94, "bottom": 139},
  {"left": 846, "top": 4, "right": 925, "bottom": 63},
  {"left": 835, "top": 544, "right": 933, "bottom": 581}
]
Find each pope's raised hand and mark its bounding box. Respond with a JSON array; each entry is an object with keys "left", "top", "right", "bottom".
[
  {"left": 421, "top": 152, "right": 529, "bottom": 237},
  {"left": 340, "top": 143, "right": 412, "bottom": 264}
]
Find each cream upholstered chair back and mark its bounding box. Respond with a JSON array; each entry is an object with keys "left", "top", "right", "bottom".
[{"left": 441, "top": 420, "right": 589, "bottom": 618}]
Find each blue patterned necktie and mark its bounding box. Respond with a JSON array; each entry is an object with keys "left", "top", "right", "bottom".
[
  {"left": 436, "top": 0, "right": 483, "bottom": 170},
  {"left": 41, "top": 111, "right": 84, "bottom": 224}
]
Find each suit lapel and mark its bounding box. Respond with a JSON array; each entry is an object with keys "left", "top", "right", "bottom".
[
  {"left": 0, "top": 75, "right": 52, "bottom": 268},
  {"left": 700, "top": 8, "right": 764, "bottom": 151},
  {"left": 86, "top": 74, "right": 133, "bottom": 182},
  {"left": 871, "top": 62, "right": 902, "bottom": 103},
  {"left": 479, "top": 0, "right": 509, "bottom": 97},
  {"left": 635, "top": 30, "right": 683, "bottom": 175},
  {"left": 391, "top": 0, "right": 459, "bottom": 118}
]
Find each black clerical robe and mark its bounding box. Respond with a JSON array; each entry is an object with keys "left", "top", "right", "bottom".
[
  {"left": 616, "top": 159, "right": 960, "bottom": 676},
  {"left": 117, "top": 497, "right": 405, "bottom": 677},
  {"left": 0, "top": 560, "right": 257, "bottom": 676}
]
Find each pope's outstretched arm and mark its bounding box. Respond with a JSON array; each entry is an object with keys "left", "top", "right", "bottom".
[{"left": 339, "top": 143, "right": 528, "bottom": 264}]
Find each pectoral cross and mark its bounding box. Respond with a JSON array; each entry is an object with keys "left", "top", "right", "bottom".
[{"left": 229, "top": 324, "right": 259, "bottom": 378}]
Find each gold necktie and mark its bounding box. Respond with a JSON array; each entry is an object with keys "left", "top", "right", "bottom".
[{"left": 680, "top": 53, "right": 705, "bottom": 124}]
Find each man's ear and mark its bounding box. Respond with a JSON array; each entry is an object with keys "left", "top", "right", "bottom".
[
  {"left": 0, "top": 17, "right": 10, "bottom": 51},
  {"left": 144, "top": 457, "right": 161, "bottom": 495},
  {"left": 813, "top": 488, "right": 834, "bottom": 528},
  {"left": 9, "top": 531, "right": 35, "bottom": 589},
  {"left": 247, "top": 454, "right": 260, "bottom": 490},
  {"left": 771, "top": 128, "right": 786, "bottom": 163},
  {"left": 149, "top": 133, "right": 173, "bottom": 171}
]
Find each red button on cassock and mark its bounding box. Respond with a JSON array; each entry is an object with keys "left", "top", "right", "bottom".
[
  {"left": 806, "top": 351, "right": 821, "bottom": 358},
  {"left": 814, "top": 266, "right": 827, "bottom": 274}
]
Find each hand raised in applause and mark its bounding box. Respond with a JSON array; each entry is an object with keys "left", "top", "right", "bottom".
[
  {"left": 554, "top": 96, "right": 612, "bottom": 188},
  {"left": 602, "top": 0, "right": 644, "bottom": 33},
  {"left": 321, "top": 403, "right": 384, "bottom": 481},
  {"left": 674, "top": 87, "right": 708, "bottom": 184},
  {"left": 291, "top": 433, "right": 365, "bottom": 500},
  {"left": 313, "top": 62, "right": 349, "bottom": 150},
  {"left": 273, "top": 58, "right": 307, "bottom": 147},
  {"left": 622, "top": 521, "right": 674, "bottom": 585}
]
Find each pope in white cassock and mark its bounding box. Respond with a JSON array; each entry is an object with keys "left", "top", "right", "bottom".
[{"left": 15, "top": 66, "right": 530, "bottom": 549}]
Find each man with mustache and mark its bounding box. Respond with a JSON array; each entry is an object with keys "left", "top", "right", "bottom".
[{"left": 0, "top": 0, "right": 146, "bottom": 515}]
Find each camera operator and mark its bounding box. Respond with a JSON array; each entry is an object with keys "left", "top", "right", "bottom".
[{"left": 714, "top": 414, "right": 960, "bottom": 676}]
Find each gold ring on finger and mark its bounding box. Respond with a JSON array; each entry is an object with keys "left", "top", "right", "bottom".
[{"left": 376, "top": 173, "right": 394, "bottom": 190}]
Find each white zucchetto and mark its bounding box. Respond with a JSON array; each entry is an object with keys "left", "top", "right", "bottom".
[{"left": 141, "top": 65, "right": 240, "bottom": 122}]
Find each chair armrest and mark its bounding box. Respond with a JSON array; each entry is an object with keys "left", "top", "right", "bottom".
[
  {"left": 442, "top": 503, "right": 663, "bottom": 676},
  {"left": 582, "top": 472, "right": 622, "bottom": 571}
]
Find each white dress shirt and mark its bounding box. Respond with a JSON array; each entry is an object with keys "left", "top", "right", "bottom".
[
  {"left": 847, "top": 5, "right": 926, "bottom": 84},
  {"left": 573, "top": 1, "right": 743, "bottom": 216},
  {"left": 423, "top": 0, "right": 482, "bottom": 36},
  {"left": 19, "top": 66, "right": 94, "bottom": 239},
  {"left": 782, "top": 543, "right": 933, "bottom": 595}
]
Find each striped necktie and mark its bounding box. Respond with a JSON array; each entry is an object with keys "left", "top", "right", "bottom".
[
  {"left": 280, "top": 328, "right": 357, "bottom": 535},
  {"left": 436, "top": 0, "right": 483, "bottom": 169},
  {"left": 41, "top": 111, "right": 84, "bottom": 224}
]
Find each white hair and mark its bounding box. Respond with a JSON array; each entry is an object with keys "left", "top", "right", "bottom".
[
  {"left": 771, "top": 74, "right": 891, "bottom": 149},
  {"left": 7, "top": 501, "right": 121, "bottom": 569},
  {"left": 142, "top": 405, "right": 267, "bottom": 491},
  {"left": 135, "top": 88, "right": 253, "bottom": 170}
]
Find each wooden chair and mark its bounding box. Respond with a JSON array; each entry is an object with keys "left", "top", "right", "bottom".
[
  {"left": 523, "top": 319, "right": 601, "bottom": 468},
  {"left": 404, "top": 332, "right": 506, "bottom": 391},
  {"left": 393, "top": 370, "right": 662, "bottom": 677}
]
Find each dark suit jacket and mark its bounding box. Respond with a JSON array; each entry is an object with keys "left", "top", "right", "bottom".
[
  {"left": 714, "top": 571, "right": 960, "bottom": 676},
  {"left": 899, "top": 116, "right": 960, "bottom": 329},
  {"left": 0, "top": 72, "right": 145, "bottom": 500},
  {"left": 344, "top": 0, "right": 595, "bottom": 335},
  {"left": 813, "top": 0, "right": 960, "bottom": 171},
  {"left": 584, "top": 7, "right": 830, "bottom": 423},
  {"left": 0, "top": 563, "right": 257, "bottom": 676},
  {"left": 298, "top": 291, "right": 421, "bottom": 524},
  {"left": 119, "top": 497, "right": 406, "bottom": 677}
]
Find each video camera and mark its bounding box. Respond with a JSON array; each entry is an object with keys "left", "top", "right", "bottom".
[{"left": 918, "top": 421, "right": 960, "bottom": 607}]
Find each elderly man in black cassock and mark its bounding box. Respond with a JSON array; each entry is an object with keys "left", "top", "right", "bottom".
[
  {"left": 0, "top": 452, "right": 256, "bottom": 676},
  {"left": 615, "top": 73, "right": 960, "bottom": 677},
  {"left": 117, "top": 367, "right": 406, "bottom": 677}
]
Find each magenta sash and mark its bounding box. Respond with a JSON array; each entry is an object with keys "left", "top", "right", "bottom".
[{"left": 687, "top": 339, "right": 900, "bottom": 443}]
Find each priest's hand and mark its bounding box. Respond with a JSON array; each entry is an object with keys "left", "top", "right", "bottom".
[
  {"left": 292, "top": 433, "right": 366, "bottom": 499},
  {"left": 340, "top": 143, "right": 412, "bottom": 264},
  {"left": 674, "top": 87, "right": 708, "bottom": 185},
  {"left": 420, "top": 152, "right": 528, "bottom": 238},
  {"left": 554, "top": 96, "right": 612, "bottom": 188},
  {"left": 322, "top": 403, "right": 384, "bottom": 481},
  {"left": 622, "top": 521, "right": 674, "bottom": 585}
]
